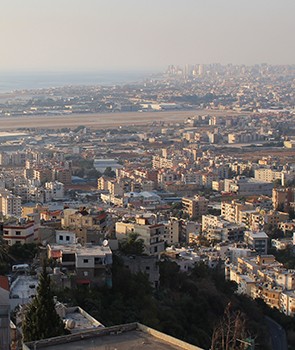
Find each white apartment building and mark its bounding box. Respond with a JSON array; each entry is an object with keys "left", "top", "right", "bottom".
[
  {"left": 3, "top": 221, "right": 36, "bottom": 245},
  {"left": 255, "top": 168, "right": 295, "bottom": 186},
  {"left": 56, "top": 230, "right": 76, "bottom": 244},
  {"left": 45, "top": 181, "right": 65, "bottom": 199},
  {"left": 163, "top": 219, "right": 180, "bottom": 245},
  {"left": 0, "top": 191, "right": 22, "bottom": 217},
  {"left": 281, "top": 291, "right": 295, "bottom": 316},
  {"left": 224, "top": 176, "right": 273, "bottom": 196}
]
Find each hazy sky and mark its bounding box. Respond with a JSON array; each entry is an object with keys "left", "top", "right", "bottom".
[{"left": 1, "top": 0, "right": 294, "bottom": 72}]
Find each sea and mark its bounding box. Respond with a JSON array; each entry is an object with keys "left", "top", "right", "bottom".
[{"left": 0, "top": 71, "right": 153, "bottom": 93}]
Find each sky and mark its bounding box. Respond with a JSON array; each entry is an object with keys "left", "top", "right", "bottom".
[{"left": 1, "top": 0, "right": 295, "bottom": 72}]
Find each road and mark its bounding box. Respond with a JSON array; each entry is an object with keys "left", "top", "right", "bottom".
[
  {"left": 265, "top": 316, "right": 288, "bottom": 350},
  {"left": 0, "top": 109, "right": 248, "bottom": 130}
]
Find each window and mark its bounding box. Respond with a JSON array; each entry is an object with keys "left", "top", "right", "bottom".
[
  {"left": 15, "top": 231, "right": 21, "bottom": 236},
  {"left": 84, "top": 271, "right": 88, "bottom": 276},
  {"left": 95, "top": 258, "right": 103, "bottom": 265},
  {"left": 59, "top": 235, "right": 63, "bottom": 241},
  {"left": 3, "top": 230, "right": 9, "bottom": 235},
  {"left": 83, "top": 259, "right": 89, "bottom": 263},
  {"left": 66, "top": 236, "right": 70, "bottom": 241}
]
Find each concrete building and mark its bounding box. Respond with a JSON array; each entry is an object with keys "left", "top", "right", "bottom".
[
  {"left": 47, "top": 243, "right": 112, "bottom": 287},
  {"left": 221, "top": 200, "right": 250, "bottom": 223},
  {"left": 281, "top": 291, "right": 295, "bottom": 316},
  {"left": 45, "top": 181, "right": 65, "bottom": 200},
  {"left": 0, "top": 276, "right": 10, "bottom": 350},
  {"left": 3, "top": 221, "right": 36, "bottom": 246},
  {"left": 122, "top": 255, "right": 160, "bottom": 288},
  {"left": 272, "top": 187, "right": 295, "bottom": 211},
  {"left": 224, "top": 176, "right": 273, "bottom": 196},
  {"left": 0, "top": 191, "right": 22, "bottom": 218},
  {"left": 62, "top": 209, "right": 107, "bottom": 233},
  {"left": 163, "top": 219, "right": 180, "bottom": 245},
  {"left": 23, "top": 322, "right": 203, "bottom": 350},
  {"left": 254, "top": 168, "right": 282, "bottom": 183},
  {"left": 116, "top": 217, "right": 165, "bottom": 256},
  {"left": 244, "top": 230, "right": 269, "bottom": 254},
  {"left": 202, "top": 215, "right": 245, "bottom": 242},
  {"left": 52, "top": 167, "right": 72, "bottom": 186},
  {"left": 56, "top": 230, "right": 76, "bottom": 244},
  {"left": 182, "top": 195, "right": 208, "bottom": 219},
  {"left": 54, "top": 302, "right": 104, "bottom": 333},
  {"left": 33, "top": 168, "right": 53, "bottom": 184}
]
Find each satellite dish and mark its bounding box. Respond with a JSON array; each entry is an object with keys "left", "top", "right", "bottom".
[{"left": 102, "top": 239, "right": 109, "bottom": 247}]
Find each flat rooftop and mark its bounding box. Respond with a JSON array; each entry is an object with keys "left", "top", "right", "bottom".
[
  {"left": 10, "top": 275, "right": 38, "bottom": 300},
  {"left": 64, "top": 306, "right": 104, "bottom": 333},
  {"left": 24, "top": 323, "right": 203, "bottom": 350}
]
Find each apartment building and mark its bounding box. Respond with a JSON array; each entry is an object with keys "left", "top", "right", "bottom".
[
  {"left": 47, "top": 243, "right": 112, "bottom": 286},
  {"left": 152, "top": 155, "right": 178, "bottom": 169},
  {"left": 33, "top": 168, "right": 53, "bottom": 184},
  {"left": 0, "top": 191, "right": 22, "bottom": 217},
  {"left": 224, "top": 176, "right": 273, "bottom": 196},
  {"left": 272, "top": 187, "right": 295, "bottom": 211},
  {"left": 221, "top": 200, "right": 250, "bottom": 223},
  {"left": 62, "top": 209, "right": 107, "bottom": 232},
  {"left": 202, "top": 214, "right": 244, "bottom": 242},
  {"left": 254, "top": 168, "right": 282, "bottom": 183},
  {"left": 3, "top": 220, "right": 36, "bottom": 245},
  {"left": 226, "top": 255, "right": 295, "bottom": 316},
  {"left": 244, "top": 230, "right": 268, "bottom": 254},
  {"left": 163, "top": 219, "right": 180, "bottom": 245},
  {"left": 52, "top": 167, "right": 72, "bottom": 186},
  {"left": 281, "top": 291, "right": 295, "bottom": 316},
  {"left": 182, "top": 195, "right": 208, "bottom": 219},
  {"left": 116, "top": 217, "right": 165, "bottom": 256},
  {"left": 45, "top": 181, "right": 65, "bottom": 199}
]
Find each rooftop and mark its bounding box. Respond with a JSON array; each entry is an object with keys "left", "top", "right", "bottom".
[
  {"left": 55, "top": 304, "right": 104, "bottom": 333},
  {"left": 10, "top": 275, "right": 38, "bottom": 309},
  {"left": 23, "top": 323, "right": 203, "bottom": 350}
]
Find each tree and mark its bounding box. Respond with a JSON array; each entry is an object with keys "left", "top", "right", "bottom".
[
  {"left": 22, "top": 264, "right": 66, "bottom": 342},
  {"left": 104, "top": 167, "right": 116, "bottom": 178},
  {"left": 9, "top": 243, "right": 38, "bottom": 261},
  {"left": 119, "top": 233, "right": 145, "bottom": 256},
  {"left": 211, "top": 304, "right": 253, "bottom": 350}
]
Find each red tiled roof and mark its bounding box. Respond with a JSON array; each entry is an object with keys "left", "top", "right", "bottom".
[
  {"left": 0, "top": 276, "right": 9, "bottom": 291},
  {"left": 51, "top": 250, "right": 62, "bottom": 258}
]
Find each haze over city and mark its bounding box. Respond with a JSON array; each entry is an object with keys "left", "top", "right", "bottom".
[{"left": 1, "top": 0, "right": 295, "bottom": 73}]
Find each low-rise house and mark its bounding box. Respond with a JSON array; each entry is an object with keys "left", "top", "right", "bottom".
[
  {"left": 3, "top": 220, "right": 37, "bottom": 246},
  {"left": 47, "top": 243, "right": 112, "bottom": 287}
]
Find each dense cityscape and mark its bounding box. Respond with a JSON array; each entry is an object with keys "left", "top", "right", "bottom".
[
  {"left": 0, "top": 63, "right": 295, "bottom": 349},
  {"left": 1, "top": 64, "right": 294, "bottom": 117}
]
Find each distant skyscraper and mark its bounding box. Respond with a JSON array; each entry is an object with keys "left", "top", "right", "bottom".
[{"left": 198, "top": 64, "right": 204, "bottom": 76}]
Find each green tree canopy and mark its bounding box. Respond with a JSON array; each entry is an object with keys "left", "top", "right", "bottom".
[
  {"left": 104, "top": 167, "right": 116, "bottom": 178},
  {"left": 22, "top": 264, "right": 66, "bottom": 342},
  {"left": 119, "top": 233, "right": 145, "bottom": 256}
]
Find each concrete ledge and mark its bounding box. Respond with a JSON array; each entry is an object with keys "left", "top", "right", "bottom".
[{"left": 137, "top": 323, "right": 204, "bottom": 350}]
